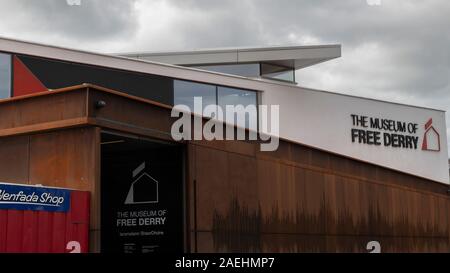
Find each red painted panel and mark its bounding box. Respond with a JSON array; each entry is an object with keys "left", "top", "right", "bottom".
[
  {"left": 71, "top": 191, "right": 90, "bottom": 223},
  {"left": 6, "top": 210, "right": 23, "bottom": 253},
  {"left": 0, "top": 210, "right": 7, "bottom": 252},
  {"left": 65, "top": 208, "right": 74, "bottom": 252},
  {"left": 76, "top": 224, "right": 89, "bottom": 253},
  {"left": 0, "top": 190, "right": 90, "bottom": 253},
  {"left": 51, "top": 212, "right": 67, "bottom": 253},
  {"left": 65, "top": 191, "right": 90, "bottom": 253},
  {"left": 37, "top": 211, "right": 52, "bottom": 253},
  {"left": 22, "top": 210, "right": 38, "bottom": 253},
  {"left": 13, "top": 56, "right": 47, "bottom": 97}
]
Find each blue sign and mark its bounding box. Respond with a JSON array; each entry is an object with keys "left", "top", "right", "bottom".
[{"left": 0, "top": 183, "right": 71, "bottom": 212}]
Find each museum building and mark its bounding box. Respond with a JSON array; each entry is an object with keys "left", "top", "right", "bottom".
[{"left": 0, "top": 37, "right": 449, "bottom": 253}]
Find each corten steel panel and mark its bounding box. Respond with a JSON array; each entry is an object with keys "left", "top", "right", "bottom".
[
  {"left": 290, "top": 144, "right": 312, "bottom": 166},
  {"left": 0, "top": 89, "right": 88, "bottom": 134},
  {"left": 189, "top": 138, "right": 450, "bottom": 253},
  {"left": 310, "top": 149, "right": 330, "bottom": 170},
  {"left": 193, "top": 139, "right": 256, "bottom": 158},
  {"left": 303, "top": 170, "right": 326, "bottom": 234},
  {"left": 331, "top": 176, "right": 345, "bottom": 235},
  {"left": 0, "top": 136, "right": 29, "bottom": 183},
  {"left": 228, "top": 152, "right": 258, "bottom": 211},
  {"left": 196, "top": 215, "right": 450, "bottom": 252},
  {"left": 0, "top": 190, "right": 90, "bottom": 253},
  {"left": 256, "top": 159, "right": 278, "bottom": 231},
  {"left": 330, "top": 155, "right": 352, "bottom": 177},
  {"left": 210, "top": 151, "right": 260, "bottom": 248},
  {"left": 448, "top": 201, "right": 450, "bottom": 246},
  {"left": 195, "top": 145, "right": 230, "bottom": 231},
  {"left": 28, "top": 128, "right": 97, "bottom": 191},
  {"left": 186, "top": 144, "right": 196, "bottom": 253},
  {"left": 87, "top": 89, "right": 174, "bottom": 141},
  {"left": 439, "top": 197, "right": 448, "bottom": 237},
  {"left": 89, "top": 127, "right": 102, "bottom": 253},
  {"left": 342, "top": 177, "right": 361, "bottom": 236},
  {"left": 323, "top": 174, "right": 338, "bottom": 234},
  {"left": 255, "top": 141, "right": 291, "bottom": 162}
]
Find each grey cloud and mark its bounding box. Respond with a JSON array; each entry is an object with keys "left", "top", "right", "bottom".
[
  {"left": 151, "top": 0, "right": 265, "bottom": 49},
  {"left": 237, "top": 0, "right": 450, "bottom": 100},
  {"left": 165, "top": 0, "right": 450, "bottom": 99},
  {"left": 0, "top": 0, "right": 138, "bottom": 40}
]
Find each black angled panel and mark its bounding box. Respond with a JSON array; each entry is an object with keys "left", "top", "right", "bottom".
[{"left": 17, "top": 55, "right": 174, "bottom": 105}]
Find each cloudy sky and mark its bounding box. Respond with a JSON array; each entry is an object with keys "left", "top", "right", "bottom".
[{"left": 0, "top": 0, "right": 449, "bottom": 153}]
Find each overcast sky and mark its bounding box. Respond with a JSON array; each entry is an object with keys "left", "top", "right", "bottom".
[{"left": 0, "top": 0, "right": 449, "bottom": 154}]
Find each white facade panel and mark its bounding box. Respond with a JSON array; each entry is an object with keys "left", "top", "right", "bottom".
[{"left": 261, "top": 85, "right": 449, "bottom": 184}]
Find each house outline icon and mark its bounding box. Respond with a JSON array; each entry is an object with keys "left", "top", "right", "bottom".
[
  {"left": 421, "top": 118, "right": 440, "bottom": 152},
  {"left": 124, "top": 162, "right": 159, "bottom": 204}
]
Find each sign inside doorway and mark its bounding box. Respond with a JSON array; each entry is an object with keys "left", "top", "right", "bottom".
[{"left": 100, "top": 133, "right": 184, "bottom": 253}]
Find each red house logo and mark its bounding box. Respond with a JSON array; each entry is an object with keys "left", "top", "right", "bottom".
[{"left": 422, "top": 118, "right": 440, "bottom": 152}]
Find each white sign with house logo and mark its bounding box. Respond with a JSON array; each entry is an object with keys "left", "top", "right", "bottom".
[{"left": 261, "top": 84, "right": 449, "bottom": 184}]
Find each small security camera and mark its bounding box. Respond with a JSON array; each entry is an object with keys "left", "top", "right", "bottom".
[{"left": 95, "top": 100, "right": 107, "bottom": 109}]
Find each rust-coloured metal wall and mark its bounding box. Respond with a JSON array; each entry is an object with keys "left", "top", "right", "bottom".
[{"left": 187, "top": 140, "right": 450, "bottom": 253}]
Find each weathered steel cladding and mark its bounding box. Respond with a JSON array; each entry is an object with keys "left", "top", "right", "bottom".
[{"left": 190, "top": 140, "right": 450, "bottom": 252}]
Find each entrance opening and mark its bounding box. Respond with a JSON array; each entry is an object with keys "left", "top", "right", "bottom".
[{"left": 100, "top": 132, "right": 184, "bottom": 253}]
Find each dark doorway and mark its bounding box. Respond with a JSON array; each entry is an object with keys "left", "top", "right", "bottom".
[{"left": 100, "top": 132, "right": 184, "bottom": 253}]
